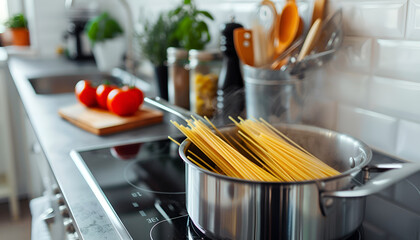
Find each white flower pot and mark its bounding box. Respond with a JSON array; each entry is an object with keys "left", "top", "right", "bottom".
[{"left": 93, "top": 37, "right": 125, "bottom": 72}]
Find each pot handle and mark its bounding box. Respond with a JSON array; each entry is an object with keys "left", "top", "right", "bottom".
[
  {"left": 144, "top": 97, "right": 206, "bottom": 123},
  {"left": 321, "top": 163, "right": 420, "bottom": 198}
]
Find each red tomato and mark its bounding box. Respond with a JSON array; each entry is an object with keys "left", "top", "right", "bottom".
[
  {"left": 75, "top": 80, "right": 97, "bottom": 107},
  {"left": 123, "top": 86, "right": 144, "bottom": 106},
  {"left": 107, "top": 87, "right": 144, "bottom": 116},
  {"left": 96, "top": 84, "right": 117, "bottom": 109}
]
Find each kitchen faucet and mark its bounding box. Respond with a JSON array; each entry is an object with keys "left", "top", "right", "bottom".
[{"left": 118, "top": 0, "right": 136, "bottom": 76}]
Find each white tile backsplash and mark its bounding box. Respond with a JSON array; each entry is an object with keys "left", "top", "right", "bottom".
[
  {"left": 331, "top": 36, "right": 373, "bottom": 73},
  {"left": 314, "top": 0, "right": 420, "bottom": 166},
  {"left": 336, "top": 104, "right": 398, "bottom": 153},
  {"left": 324, "top": 67, "right": 370, "bottom": 106},
  {"left": 396, "top": 120, "right": 420, "bottom": 163},
  {"left": 302, "top": 97, "right": 337, "bottom": 129},
  {"left": 374, "top": 39, "right": 420, "bottom": 82},
  {"left": 200, "top": 2, "right": 242, "bottom": 49},
  {"left": 406, "top": 0, "right": 420, "bottom": 40},
  {"left": 370, "top": 76, "right": 420, "bottom": 121},
  {"left": 328, "top": 0, "right": 407, "bottom": 38}
]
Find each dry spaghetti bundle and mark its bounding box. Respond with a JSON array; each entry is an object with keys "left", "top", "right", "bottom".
[{"left": 170, "top": 117, "right": 340, "bottom": 182}]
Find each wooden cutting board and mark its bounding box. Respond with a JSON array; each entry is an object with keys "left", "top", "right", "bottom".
[{"left": 58, "top": 104, "right": 163, "bottom": 135}]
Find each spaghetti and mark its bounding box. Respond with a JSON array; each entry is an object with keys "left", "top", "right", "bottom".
[{"left": 170, "top": 117, "right": 340, "bottom": 182}]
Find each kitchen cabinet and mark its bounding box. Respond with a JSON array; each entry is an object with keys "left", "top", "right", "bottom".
[
  {"left": 9, "top": 79, "right": 46, "bottom": 200},
  {"left": 22, "top": 114, "right": 50, "bottom": 198},
  {"left": 0, "top": 48, "right": 49, "bottom": 221},
  {"left": 0, "top": 49, "right": 19, "bottom": 220}
]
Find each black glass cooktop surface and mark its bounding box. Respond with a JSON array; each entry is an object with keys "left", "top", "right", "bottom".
[
  {"left": 72, "top": 137, "right": 368, "bottom": 240},
  {"left": 72, "top": 138, "right": 207, "bottom": 239}
]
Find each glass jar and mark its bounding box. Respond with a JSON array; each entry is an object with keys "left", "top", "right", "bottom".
[
  {"left": 167, "top": 47, "right": 190, "bottom": 109},
  {"left": 189, "top": 49, "right": 222, "bottom": 117}
]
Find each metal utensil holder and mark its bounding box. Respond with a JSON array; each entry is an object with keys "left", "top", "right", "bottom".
[{"left": 244, "top": 65, "right": 305, "bottom": 123}]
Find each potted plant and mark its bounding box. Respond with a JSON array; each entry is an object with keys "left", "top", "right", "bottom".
[
  {"left": 138, "top": 12, "right": 179, "bottom": 100},
  {"left": 4, "top": 13, "right": 30, "bottom": 46},
  {"left": 169, "top": 0, "right": 214, "bottom": 51},
  {"left": 85, "top": 12, "right": 125, "bottom": 71}
]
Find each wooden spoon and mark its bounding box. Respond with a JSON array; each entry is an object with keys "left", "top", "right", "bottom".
[{"left": 253, "top": 0, "right": 277, "bottom": 66}]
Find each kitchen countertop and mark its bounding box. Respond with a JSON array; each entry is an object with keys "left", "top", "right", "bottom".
[{"left": 8, "top": 55, "right": 182, "bottom": 239}]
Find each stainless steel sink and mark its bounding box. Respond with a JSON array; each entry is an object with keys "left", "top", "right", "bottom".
[
  {"left": 27, "top": 68, "right": 152, "bottom": 95},
  {"left": 28, "top": 73, "right": 123, "bottom": 94}
]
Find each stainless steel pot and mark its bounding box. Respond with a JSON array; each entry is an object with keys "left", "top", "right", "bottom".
[{"left": 178, "top": 124, "right": 420, "bottom": 240}]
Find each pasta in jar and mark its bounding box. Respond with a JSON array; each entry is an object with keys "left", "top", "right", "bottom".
[{"left": 189, "top": 50, "right": 222, "bottom": 118}]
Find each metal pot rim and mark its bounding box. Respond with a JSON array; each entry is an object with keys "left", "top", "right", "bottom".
[{"left": 178, "top": 123, "right": 372, "bottom": 185}]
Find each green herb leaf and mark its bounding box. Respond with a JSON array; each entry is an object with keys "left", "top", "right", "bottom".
[
  {"left": 197, "top": 10, "right": 214, "bottom": 20},
  {"left": 169, "top": 0, "right": 214, "bottom": 50},
  {"left": 170, "top": 7, "right": 183, "bottom": 17},
  {"left": 4, "top": 13, "right": 28, "bottom": 29},
  {"left": 137, "top": 12, "right": 179, "bottom": 65},
  {"left": 85, "top": 12, "right": 124, "bottom": 45}
]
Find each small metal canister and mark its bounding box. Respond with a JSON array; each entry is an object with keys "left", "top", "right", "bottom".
[
  {"left": 167, "top": 47, "right": 190, "bottom": 109},
  {"left": 188, "top": 49, "right": 222, "bottom": 117}
]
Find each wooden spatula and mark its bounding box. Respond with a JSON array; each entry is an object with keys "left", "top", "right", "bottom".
[
  {"left": 234, "top": 28, "right": 255, "bottom": 66},
  {"left": 297, "top": 18, "right": 323, "bottom": 61}
]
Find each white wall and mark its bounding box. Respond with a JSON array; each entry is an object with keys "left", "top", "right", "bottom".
[
  {"left": 24, "top": 0, "right": 67, "bottom": 56},
  {"left": 6, "top": 0, "right": 24, "bottom": 16}
]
